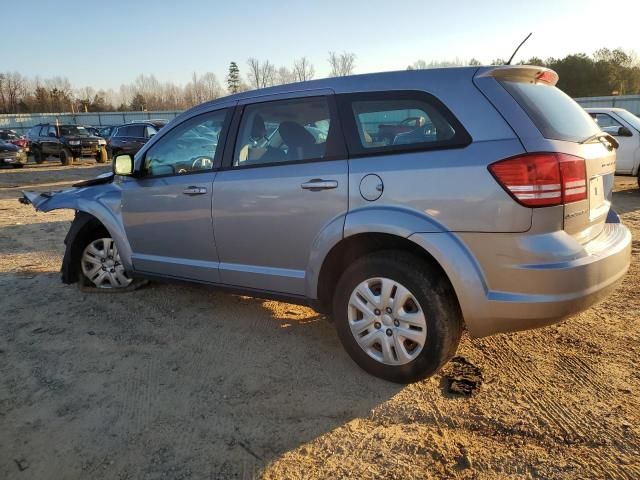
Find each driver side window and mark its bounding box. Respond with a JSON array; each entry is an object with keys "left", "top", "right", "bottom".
[{"left": 143, "top": 109, "right": 229, "bottom": 177}]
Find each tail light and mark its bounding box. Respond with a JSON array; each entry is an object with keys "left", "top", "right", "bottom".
[{"left": 488, "top": 153, "right": 587, "bottom": 207}]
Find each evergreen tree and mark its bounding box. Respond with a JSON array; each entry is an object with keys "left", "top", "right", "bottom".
[{"left": 227, "top": 62, "right": 240, "bottom": 94}]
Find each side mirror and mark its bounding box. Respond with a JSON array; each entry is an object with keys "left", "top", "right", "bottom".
[
  {"left": 114, "top": 154, "right": 134, "bottom": 176},
  {"left": 618, "top": 126, "right": 633, "bottom": 137},
  {"left": 48, "top": 132, "right": 57, "bottom": 138}
]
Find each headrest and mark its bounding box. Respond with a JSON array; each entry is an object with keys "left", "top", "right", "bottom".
[
  {"left": 279, "top": 121, "right": 315, "bottom": 147},
  {"left": 251, "top": 114, "right": 267, "bottom": 138}
]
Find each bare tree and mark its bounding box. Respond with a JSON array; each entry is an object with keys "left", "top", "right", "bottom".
[
  {"left": 276, "top": 66, "right": 294, "bottom": 85},
  {"left": 293, "top": 57, "right": 315, "bottom": 82},
  {"left": 247, "top": 58, "right": 276, "bottom": 89},
  {"left": 328, "top": 51, "right": 356, "bottom": 77}
]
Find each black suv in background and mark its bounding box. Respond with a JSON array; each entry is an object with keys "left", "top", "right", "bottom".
[
  {"left": 27, "top": 124, "right": 108, "bottom": 165},
  {"left": 107, "top": 120, "right": 166, "bottom": 158}
]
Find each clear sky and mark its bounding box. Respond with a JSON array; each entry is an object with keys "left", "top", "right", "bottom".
[{"left": 5, "top": 0, "right": 639, "bottom": 90}]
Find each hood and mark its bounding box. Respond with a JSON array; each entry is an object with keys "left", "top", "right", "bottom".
[{"left": 0, "top": 142, "right": 19, "bottom": 152}]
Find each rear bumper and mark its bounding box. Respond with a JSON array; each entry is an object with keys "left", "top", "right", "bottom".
[
  {"left": 410, "top": 211, "right": 632, "bottom": 338},
  {"left": 463, "top": 212, "right": 631, "bottom": 337}
]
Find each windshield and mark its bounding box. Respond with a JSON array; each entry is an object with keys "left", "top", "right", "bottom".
[
  {"left": 500, "top": 80, "right": 600, "bottom": 143},
  {"left": 616, "top": 110, "right": 640, "bottom": 132},
  {"left": 59, "top": 125, "right": 90, "bottom": 136}
]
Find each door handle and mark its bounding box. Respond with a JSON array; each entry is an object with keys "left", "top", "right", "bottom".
[
  {"left": 182, "top": 186, "right": 207, "bottom": 195},
  {"left": 301, "top": 179, "right": 338, "bottom": 191}
]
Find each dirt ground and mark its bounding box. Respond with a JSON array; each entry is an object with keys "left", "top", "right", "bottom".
[{"left": 0, "top": 160, "right": 638, "bottom": 480}]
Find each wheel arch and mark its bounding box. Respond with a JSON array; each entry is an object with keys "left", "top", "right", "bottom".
[
  {"left": 314, "top": 232, "right": 461, "bottom": 316},
  {"left": 61, "top": 211, "right": 112, "bottom": 284}
]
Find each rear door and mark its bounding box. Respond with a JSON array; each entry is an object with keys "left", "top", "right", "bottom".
[
  {"left": 212, "top": 92, "right": 348, "bottom": 296},
  {"left": 474, "top": 67, "right": 616, "bottom": 243},
  {"left": 121, "top": 108, "right": 232, "bottom": 282}
]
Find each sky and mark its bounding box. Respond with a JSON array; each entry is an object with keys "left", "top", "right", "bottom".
[{"left": 5, "top": 0, "right": 639, "bottom": 91}]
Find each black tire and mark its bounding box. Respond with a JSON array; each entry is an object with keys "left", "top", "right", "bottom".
[
  {"left": 60, "top": 148, "right": 73, "bottom": 166},
  {"left": 637, "top": 172, "right": 640, "bottom": 189},
  {"left": 96, "top": 146, "right": 108, "bottom": 163},
  {"left": 332, "top": 250, "right": 463, "bottom": 383},
  {"left": 34, "top": 148, "right": 46, "bottom": 164}
]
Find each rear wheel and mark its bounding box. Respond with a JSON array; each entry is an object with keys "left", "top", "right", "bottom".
[
  {"left": 34, "top": 148, "right": 46, "bottom": 164},
  {"left": 96, "top": 146, "right": 108, "bottom": 163},
  {"left": 332, "top": 251, "right": 463, "bottom": 383},
  {"left": 60, "top": 148, "right": 73, "bottom": 166}
]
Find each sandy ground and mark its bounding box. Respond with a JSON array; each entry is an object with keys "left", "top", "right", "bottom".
[{"left": 0, "top": 160, "right": 638, "bottom": 480}]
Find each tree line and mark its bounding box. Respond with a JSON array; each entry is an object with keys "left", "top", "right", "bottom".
[
  {"left": 0, "top": 48, "right": 637, "bottom": 114},
  {"left": 408, "top": 48, "right": 640, "bottom": 98}
]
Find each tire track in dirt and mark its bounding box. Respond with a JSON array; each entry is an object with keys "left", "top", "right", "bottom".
[{"left": 492, "top": 334, "right": 639, "bottom": 478}]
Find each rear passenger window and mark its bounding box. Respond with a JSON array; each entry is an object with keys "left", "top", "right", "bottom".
[
  {"left": 129, "top": 125, "right": 145, "bottom": 138},
  {"left": 233, "top": 96, "right": 341, "bottom": 167},
  {"left": 341, "top": 92, "right": 470, "bottom": 155}
]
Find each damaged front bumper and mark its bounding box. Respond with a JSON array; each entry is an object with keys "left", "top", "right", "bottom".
[{"left": 19, "top": 190, "right": 62, "bottom": 209}]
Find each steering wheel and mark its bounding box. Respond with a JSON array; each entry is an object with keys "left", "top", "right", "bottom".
[{"left": 191, "top": 156, "right": 214, "bottom": 171}]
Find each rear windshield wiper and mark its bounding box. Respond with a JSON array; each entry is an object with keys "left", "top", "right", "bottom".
[{"left": 580, "top": 132, "right": 619, "bottom": 150}]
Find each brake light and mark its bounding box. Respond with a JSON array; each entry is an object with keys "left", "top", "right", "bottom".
[{"left": 488, "top": 153, "right": 587, "bottom": 207}]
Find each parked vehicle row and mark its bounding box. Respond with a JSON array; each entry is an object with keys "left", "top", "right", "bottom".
[
  {"left": 22, "top": 66, "right": 631, "bottom": 383},
  {"left": 20, "top": 119, "right": 169, "bottom": 166}
]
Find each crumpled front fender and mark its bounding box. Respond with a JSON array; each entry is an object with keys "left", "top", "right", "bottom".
[{"left": 20, "top": 182, "right": 133, "bottom": 272}]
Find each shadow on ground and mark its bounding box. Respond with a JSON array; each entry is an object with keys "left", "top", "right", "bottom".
[{"left": 0, "top": 271, "right": 403, "bottom": 478}]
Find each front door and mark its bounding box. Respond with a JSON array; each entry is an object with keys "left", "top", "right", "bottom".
[
  {"left": 212, "top": 94, "right": 348, "bottom": 296},
  {"left": 121, "top": 108, "right": 232, "bottom": 282}
]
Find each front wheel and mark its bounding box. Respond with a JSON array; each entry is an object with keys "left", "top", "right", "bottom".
[
  {"left": 332, "top": 251, "right": 463, "bottom": 383},
  {"left": 60, "top": 148, "right": 73, "bottom": 166},
  {"left": 96, "top": 146, "right": 108, "bottom": 163},
  {"left": 78, "top": 236, "right": 145, "bottom": 291}
]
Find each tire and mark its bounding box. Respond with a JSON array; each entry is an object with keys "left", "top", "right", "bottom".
[
  {"left": 34, "top": 148, "right": 46, "bottom": 164},
  {"left": 637, "top": 172, "right": 640, "bottom": 189},
  {"left": 77, "top": 228, "right": 146, "bottom": 293},
  {"left": 60, "top": 148, "right": 73, "bottom": 166},
  {"left": 332, "top": 250, "right": 463, "bottom": 383},
  {"left": 96, "top": 146, "right": 108, "bottom": 163}
]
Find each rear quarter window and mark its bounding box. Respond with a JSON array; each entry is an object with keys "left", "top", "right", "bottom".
[
  {"left": 500, "top": 81, "right": 599, "bottom": 143},
  {"left": 339, "top": 91, "right": 471, "bottom": 157}
]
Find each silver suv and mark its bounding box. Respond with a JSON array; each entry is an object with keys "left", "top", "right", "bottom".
[{"left": 23, "top": 66, "right": 631, "bottom": 383}]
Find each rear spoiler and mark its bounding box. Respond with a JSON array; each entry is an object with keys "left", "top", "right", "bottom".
[{"left": 474, "top": 65, "right": 559, "bottom": 86}]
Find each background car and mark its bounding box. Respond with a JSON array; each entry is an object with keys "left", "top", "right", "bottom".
[
  {"left": 586, "top": 108, "right": 640, "bottom": 186},
  {"left": 108, "top": 122, "right": 161, "bottom": 158},
  {"left": 0, "top": 139, "right": 28, "bottom": 168},
  {"left": 28, "top": 123, "right": 108, "bottom": 165},
  {"left": 0, "top": 129, "right": 29, "bottom": 152}
]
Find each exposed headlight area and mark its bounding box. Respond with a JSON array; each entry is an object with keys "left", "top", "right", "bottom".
[
  {"left": 98, "top": 138, "right": 106, "bottom": 145},
  {"left": 68, "top": 140, "right": 80, "bottom": 146}
]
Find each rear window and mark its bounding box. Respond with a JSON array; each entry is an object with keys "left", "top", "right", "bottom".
[
  {"left": 340, "top": 91, "right": 471, "bottom": 156},
  {"left": 500, "top": 81, "right": 599, "bottom": 143}
]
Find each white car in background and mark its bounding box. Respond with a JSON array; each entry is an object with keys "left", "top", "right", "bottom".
[{"left": 586, "top": 108, "right": 640, "bottom": 186}]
